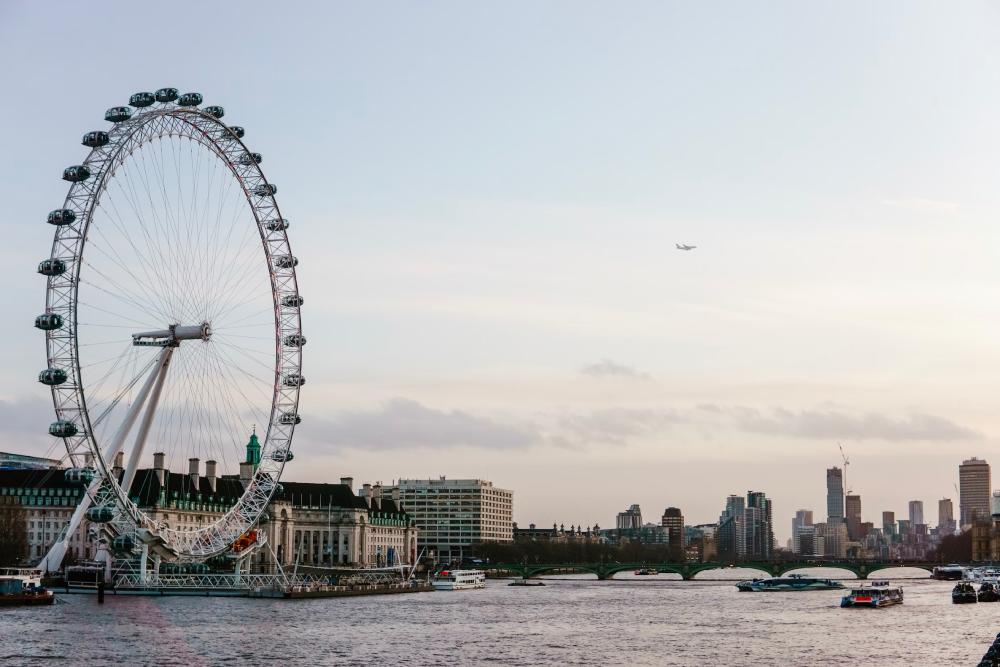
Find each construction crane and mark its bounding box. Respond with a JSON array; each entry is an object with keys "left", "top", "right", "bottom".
[{"left": 838, "top": 443, "right": 851, "bottom": 495}]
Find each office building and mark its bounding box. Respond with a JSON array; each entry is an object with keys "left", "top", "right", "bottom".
[
  {"left": 718, "top": 491, "right": 772, "bottom": 561},
  {"left": 617, "top": 504, "right": 642, "bottom": 530},
  {"left": 938, "top": 498, "right": 955, "bottom": 535},
  {"left": 882, "top": 511, "right": 896, "bottom": 540},
  {"left": 908, "top": 500, "right": 924, "bottom": 527},
  {"left": 845, "top": 495, "right": 862, "bottom": 540},
  {"left": 0, "top": 452, "right": 63, "bottom": 471},
  {"left": 660, "top": 507, "right": 685, "bottom": 547},
  {"left": 960, "top": 457, "right": 991, "bottom": 527},
  {"left": 792, "top": 509, "right": 813, "bottom": 554},
  {"left": 826, "top": 467, "right": 844, "bottom": 521},
  {"left": 387, "top": 477, "right": 513, "bottom": 562}
]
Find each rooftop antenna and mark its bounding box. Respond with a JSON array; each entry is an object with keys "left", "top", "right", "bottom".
[{"left": 838, "top": 443, "right": 851, "bottom": 495}]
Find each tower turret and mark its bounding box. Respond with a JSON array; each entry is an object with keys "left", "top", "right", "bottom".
[{"left": 245, "top": 428, "right": 262, "bottom": 469}]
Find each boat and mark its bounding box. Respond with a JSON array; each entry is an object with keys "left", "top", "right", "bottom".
[
  {"left": 952, "top": 581, "right": 979, "bottom": 604},
  {"left": 840, "top": 581, "right": 903, "bottom": 608},
  {"left": 736, "top": 574, "right": 845, "bottom": 592},
  {"left": 634, "top": 569, "right": 658, "bottom": 576},
  {"left": 508, "top": 579, "right": 546, "bottom": 587},
  {"left": 979, "top": 581, "right": 1000, "bottom": 602},
  {"left": 932, "top": 564, "right": 968, "bottom": 581},
  {"left": 431, "top": 569, "right": 486, "bottom": 591},
  {"left": 0, "top": 576, "right": 54, "bottom": 606}
]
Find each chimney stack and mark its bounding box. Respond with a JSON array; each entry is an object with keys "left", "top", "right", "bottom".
[
  {"left": 153, "top": 451, "right": 165, "bottom": 486},
  {"left": 340, "top": 476, "right": 354, "bottom": 492},
  {"left": 361, "top": 483, "right": 372, "bottom": 507},
  {"left": 112, "top": 451, "right": 124, "bottom": 478},
  {"left": 205, "top": 460, "right": 217, "bottom": 493},
  {"left": 188, "top": 458, "right": 200, "bottom": 490},
  {"left": 239, "top": 461, "right": 253, "bottom": 487}
]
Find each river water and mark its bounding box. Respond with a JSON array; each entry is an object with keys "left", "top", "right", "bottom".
[{"left": 0, "top": 568, "right": 993, "bottom": 666}]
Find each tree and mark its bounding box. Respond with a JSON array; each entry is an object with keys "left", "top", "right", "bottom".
[{"left": 0, "top": 503, "right": 28, "bottom": 566}]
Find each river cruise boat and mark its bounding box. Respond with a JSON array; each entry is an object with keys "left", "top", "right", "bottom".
[
  {"left": 840, "top": 581, "right": 903, "bottom": 608},
  {"left": 736, "top": 575, "right": 844, "bottom": 592},
  {"left": 0, "top": 576, "right": 54, "bottom": 606},
  {"left": 952, "top": 581, "right": 978, "bottom": 604},
  {"left": 979, "top": 581, "right": 1000, "bottom": 602},
  {"left": 932, "top": 564, "right": 967, "bottom": 581},
  {"left": 432, "top": 569, "right": 486, "bottom": 591}
]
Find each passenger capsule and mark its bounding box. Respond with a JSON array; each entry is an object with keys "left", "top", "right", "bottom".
[
  {"left": 105, "top": 106, "right": 132, "bottom": 123},
  {"left": 227, "top": 125, "right": 245, "bottom": 139},
  {"left": 271, "top": 448, "right": 294, "bottom": 463},
  {"left": 37, "top": 258, "right": 67, "bottom": 276},
  {"left": 129, "top": 91, "right": 155, "bottom": 108},
  {"left": 187, "top": 563, "right": 209, "bottom": 574},
  {"left": 203, "top": 105, "right": 224, "bottom": 118},
  {"left": 86, "top": 506, "right": 115, "bottom": 523},
  {"left": 281, "top": 295, "right": 304, "bottom": 308},
  {"left": 283, "top": 334, "right": 306, "bottom": 348},
  {"left": 154, "top": 87, "right": 179, "bottom": 103},
  {"left": 48, "top": 420, "right": 78, "bottom": 438},
  {"left": 178, "top": 92, "right": 203, "bottom": 106},
  {"left": 38, "top": 368, "right": 68, "bottom": 385},
  {"left": 64, "top": 467, "right": 95, "bottom": 484},
  {"left": 35, "top": 313, "right": 64, "bottom": 330},
  {"left": 279, "top": 412, "right": 301, "bottom": 425},
  {"left": 253, "top": 183, "right": 277, "bottom": 197},
  {"left": 239, "top": 152, "right": 262, "bottom": 165},
  {"left": 111, "top": 535, "right": 135, "bottom": 553},
  {"left": 283, "top": 374, "right": 305, "bottom": 387},
  {"left": 47, "top": 209, "right": 76, "bottom": 226},
  {"left": 257, "top": 513, "right": 270, "bottom": 525},
  {"left": 273, "top": 255, "right": 298, "bottom": 269},
  {"left": 82, "top": 131, "right": 110, "bottom": 148},
  {"left": 264, "top": 218, "right": 288, "bottom": 232},
  {"left": 62, "top": 165, "right": 91, "bottom": 183}
]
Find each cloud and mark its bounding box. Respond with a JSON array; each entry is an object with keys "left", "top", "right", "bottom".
[
  {"left": 580, "top": 359, "right": 651, "bottom": 380},
  {"left": 557, "top": 408, "right": 683, "bottom": 446},
  {"left": 301, "top": 398, "right": 540, "bottom": 451}
]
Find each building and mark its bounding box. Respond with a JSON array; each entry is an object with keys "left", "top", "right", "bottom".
[
  {"left": 845, "top": 495, "right": 862, "bottom": 540},
  {"left": 717, "top": 491, "right": 772, "bottom": 561},
  {"left": 387, "top": 477, "right": 513, "bottom": 563},
  {"left": 791, "top": 509, "right": 813, "bottom": 554},
  {"left": 660, "top": 507, "right": 685, "bottom": 547},
  {"left": 908, "top": 500, "right": 924, "bottom": 527},
  {"left": 826, "top": 467, "right": 844, "bottom": 521},
  {"left": 513, "top": 523, "right": 602, "bottom": 544},
  {"left": 0, "top": 452, "right": 63, "bottom": 471},
  {"left": 818, "top": 520, "right": 847, "bottom": 558},
  {"left": 617, "top": 504, "right": 642, "bottom": 530},
  {"left": 882, "top": 511, "right": 896, "bottom": 540},
  {"left": 938, "top": 498, "right": 955, "bottom": 536},
  {"left": 960, "top": 457, "right": 991, "bottom": 527},
  {"left": 0, "top": 468, "right": 92, "bottom": 564}
]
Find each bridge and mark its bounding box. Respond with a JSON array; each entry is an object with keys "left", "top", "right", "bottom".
[{"left": 491, "top": 560, "right": 944, "bottom": 581}]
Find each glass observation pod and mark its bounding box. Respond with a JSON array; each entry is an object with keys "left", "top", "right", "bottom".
[
  {"left": 86, "top": 507, "right": 115, "bottom": 523},
  {"left": 160, "top": 562, "right": 182, "bottom": 574},
  {"left": 48, "top": 209, "right": 76, "bottom": 226},
  {"left": 264, "top": 218, "right": 288, "bottom": 231},
  {"left": 37, "top": 258, "right": 67, "bottom": 276},
  {"left": 279, "top": 412, "right": 301, "bottom": 425},
  {"left": 82, "top": 131, "right": 110, "bottom": 147},
  {"left": 283, "top": 334, "right": 306, "bottom": 347},
  {"left": 154, "top": 87, "right": 179, "bottom": 103},
  {"left": 273, "top": 254, "right": 297, "bottom": 269},
  {"left": 257, "top": 513, "right": 270, "bottom": 525},
  {"left": 111, "top": 536, "right": 135, "bottom": 553},
  {"left": 203, "top": 105, "right": 224, "bottom": 118},
  {"left": 129, "top": 91, "right": 155, "bottom": 108},
  {"left": 35, "top": 313, "right": 64, "bottom": 330},
  {"left": 64, "top": 467, "right": 95, "bottom": 484},
  {"left": 105, "top": 106, "right": 132, "bottom": 123},
  {"left": 271, "top": 449, "right": 294, "bottom": 462},
  {"left": 187, "top": 563, "right": 209, "bottom": 574},
  {"left": 239, "top": 152, "right": 262, "bottom": 165},
  {"left": 177, "top": 92, "right": 203, "bottom": 106},
  {"left": 48, "top": 420, "right": 78, "bottom": 438},
  {"left": 254, "top": 183, "right": 277, "bottom": 196},
  {"left": 282, "top": 374, "right": 305, "bottom": 387},
  {"left": 227, "top": 125, "right": 245, "bottom": 139},
  {"left": 62, "top": 165, "right": 91, "bottom": 182},
  {"left": 38, "top": 367, "right": 68, "bottom": 385},
  {"left": 281, "top": 294, "right": 304, "bottom": 308}
]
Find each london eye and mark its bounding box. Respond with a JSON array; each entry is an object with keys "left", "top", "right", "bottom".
[{"left": 36, "top": 88, "right": 303, "bottom": 567}]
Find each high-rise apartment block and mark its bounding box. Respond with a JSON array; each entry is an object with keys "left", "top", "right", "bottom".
[
  {"left": 387, "top": 477, "right": 513, "bottom": 562},
  {"left": 882, "top": 511, "right": 896, "bottom": 539},
  {"left": 617, "top": 504, "right": 643, "bottom": 530},
  {"left": 908, "top": 500, "right": 924, "bottom": 527},
  {"left": 660, "top": 507, "right": 685, "bottom": 546},
  {"left": 791, "top": 509, "right": 813, "bottom": 554},
  {"left": 938, "top": 498, "right": 955, "bottom": 536},
  {"left": 826, "top": 467, "right": 844, "bottom": 521},
  {"left": 845, "top": 495, "right": 862, "bottom": 540},
  {"left": 718, "top": 491, "right": 772, "bottom": 561},
  {"left": 960, "top": 457, "right": 991, "bottom": 527}
]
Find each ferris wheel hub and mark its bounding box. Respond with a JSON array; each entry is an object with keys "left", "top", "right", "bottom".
[{"left": 132, "top": 322, "right": 212, "bottom": 347}]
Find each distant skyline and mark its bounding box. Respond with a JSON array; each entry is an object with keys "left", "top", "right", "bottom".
[{"left": 6, "top": 2, "right": 1000, "bottom": 540}]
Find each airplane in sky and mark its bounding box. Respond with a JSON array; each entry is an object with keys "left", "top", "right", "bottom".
[{"left": 675, "top": 243, "right": 696, "bottom": 251}]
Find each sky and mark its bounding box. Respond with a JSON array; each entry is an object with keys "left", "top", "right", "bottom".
[{"left": 4, "top": 1, "right": 1000, "bottom": 541}]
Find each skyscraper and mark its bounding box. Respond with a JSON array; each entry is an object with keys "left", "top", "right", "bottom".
[
  {"left": 792, "top": 509, "right": 813, "bottom": 554},
  {"left": 826, "top": 467, "right": 844, "bottom": 521},
  {"left": 718, "top": 492, "right": 772, "bottom": 561},
  {"left": 938, "top": 498, "right": 955, "bottom": 536},
  {"left": 960, "top": 457, "right": 991, "bottom": 527},
  {"left": 845, "top": 495, "right": 861, "bottom": 540},
  {"left": 660, "top": 507, "right": 685, "bottom": 547},
  {"left": 908, "top": 500, "right": 924, "bottom": 527},
  {"left": 882, "top": 511, "right": 896, "bottom": 540},
  {"left": 617, "top": 504, "right": 643, "bottom": 530}
]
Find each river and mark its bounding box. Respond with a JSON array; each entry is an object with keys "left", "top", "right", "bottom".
[{"left": 0, "top": 568, "right": 991, "bottom": 666}]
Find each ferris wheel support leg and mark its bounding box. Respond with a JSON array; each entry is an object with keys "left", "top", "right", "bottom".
[
  {"left": 139, "top": 544, "right": 149, "bottom": 586},
  {"left": 121, "top": 347, "right": 174, "bottom": 496}
]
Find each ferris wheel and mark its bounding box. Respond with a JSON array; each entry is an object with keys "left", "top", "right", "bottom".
[{"left": 36, "top": 88, "right": 303, "bottom": 567}]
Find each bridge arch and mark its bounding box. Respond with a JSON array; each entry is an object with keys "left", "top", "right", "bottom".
[
  {"left": 863, "top": 564, "right": 934, "bottom": 578},
  {"left": 689, "top": 565, "right": 774, "bottom": 580},
  {"left": 601, "top": 564, "right": 686, "bottom": 580},
  {"left": 523, "top": 564, "right": 601, "bottom": 579},
  {"left": 778, "top": 565, "right": 861, "bottom": 579}
]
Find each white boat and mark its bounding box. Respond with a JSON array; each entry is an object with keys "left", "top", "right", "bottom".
[
  {"left": 432, "top": 569, "right": 486, "bottom": 591},
  {"left": 840, "top": 580, "right": 903, "bottom": 608}
]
